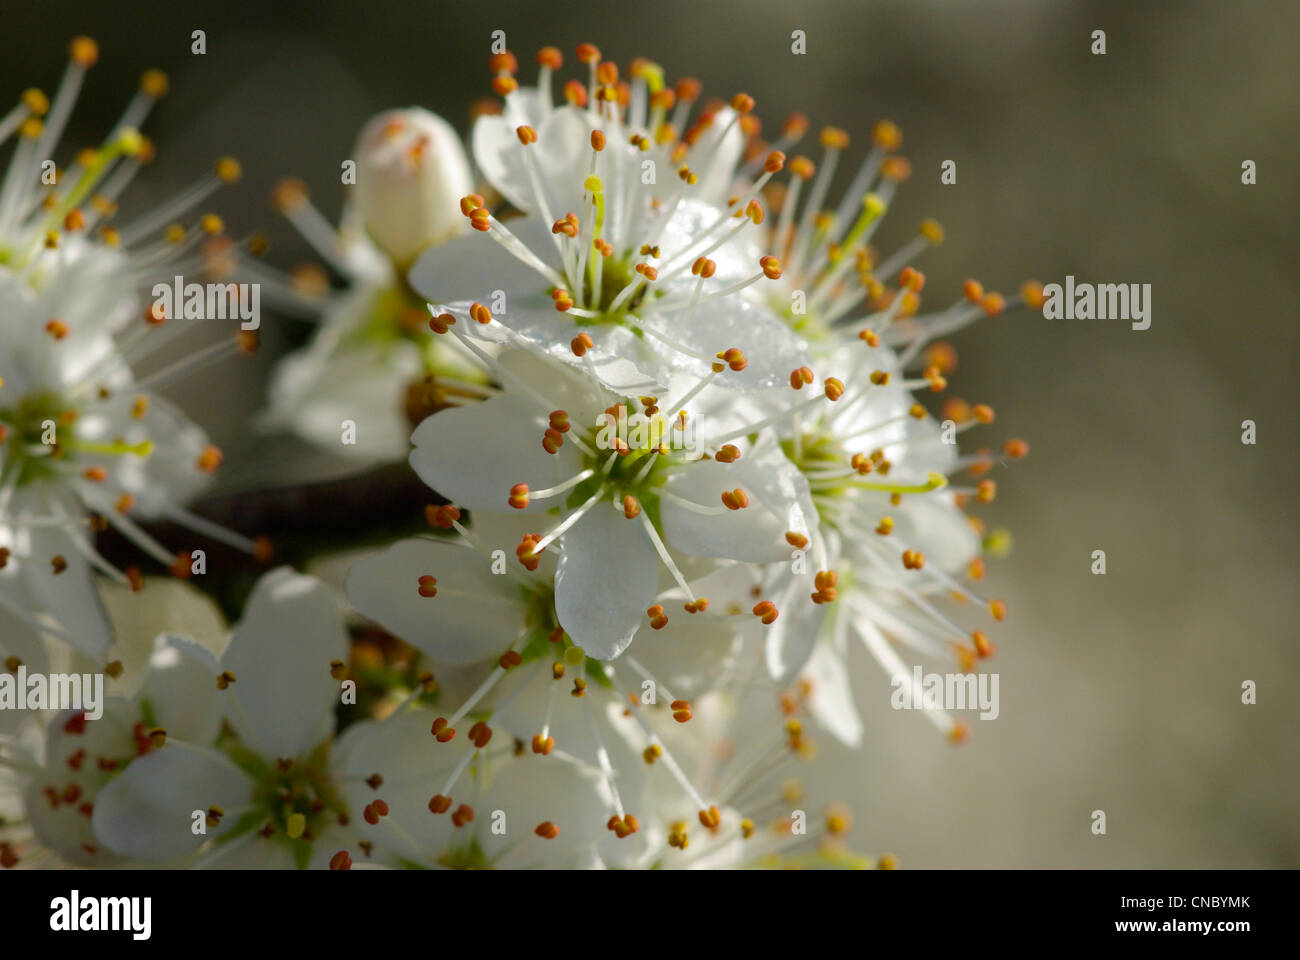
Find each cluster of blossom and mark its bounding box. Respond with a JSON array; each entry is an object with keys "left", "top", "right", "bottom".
[{"left": 1, "top": 39, "right": 1034, "bottom": 870}]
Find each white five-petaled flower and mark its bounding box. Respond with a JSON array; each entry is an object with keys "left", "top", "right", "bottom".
[
  {"left": 339, "top": 516, "right": 860, "bottom": 868},
  {"left": 410, "top": 46, "right": 807, "bottom": 395},
  {"left": 89, "top": 569, "right": 360, "bottom": 868},
  {"left": 400, "top": 347, "right": 818, "bottom": 658},
  {"left": 712, "top": 108, "right": 1039, "bottom": 742}
]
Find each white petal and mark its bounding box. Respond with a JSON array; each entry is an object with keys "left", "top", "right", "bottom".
[
  {"left": 96, "top": 576, "right": 228, "bottom": 699},
  {"left": 638, "top": 295, "right": 809, "bottom": 389},
  {"left": 221, "top": 569, "right": 348, "bottom": 758},
  {"left": 139, "top": 635, "right": 224, "bottom": 745},
  {"left": 333, "top": 712, "right": 459, "bottom": 863},
  {"left": 762, "top": 567, "right": 828, "bottom": 683},
  {"left": 263, "top": 297, "right": 426, "bottom": 462},
  {"left": 408, "top": 393, "right": 580, "bottom": 512},
  {"left": 0, "top": 607, "right": 48, "bottom": 738},
  {"left": 447, "top": 297, "right": 667, "bottom": 395},
  {"left": 887, "top": 493, "right": 981, "bottom": 573},
  {"left": 478, "top": 751, "right": 613, "bottom": 868},
  {"left": 471, "top": 103, "right": 590, "bottom": 217},
  {"left": 14, "top": 502, "right": 113, "bottom": 660},
  {"left": 802, "top": 638, "right": 864, "bottom": 748},
  {"left": 192, "top": 831, "right": 295, "bottom": 869},
  {"left": 554, "top": 503, "right": 659, "bottom": 660},
  {"left": 345, "top": 539, "right": 525, "bottom": 665},
  {"left": 408, "top": 226, "right": 545, "bottom": 306},
  {"left": 661, "top": 434, "right": 815, "bottom": 563},
  {"left": 92, "top": 742, "right": 251, "bottom": 862},
  {"left": 626, "top": 609, "right": 743, "bottom": 699}
]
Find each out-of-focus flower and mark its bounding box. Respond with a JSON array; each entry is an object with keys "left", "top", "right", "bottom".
[
  {"left": 352, "top": 109, "right": 475, "bottom": 267},
  {"left": 0, "top": 38, "right": 257, "bottom": 660},
  {"left": 4, "top": 633, "right": 223, "bottom": 868},
  {"left": 723, "top": 113, "right": 1038, "bottom": 742},
  {"left": 258, "top": 109, "right": 488, "bottom": 466},
  {"left": 90, "top": 569, "right": 358, "bottom": 868}
]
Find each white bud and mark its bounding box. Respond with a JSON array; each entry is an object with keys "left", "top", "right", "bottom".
[{"left": 351, "top": 108, "right": 474, "bottom": 266}]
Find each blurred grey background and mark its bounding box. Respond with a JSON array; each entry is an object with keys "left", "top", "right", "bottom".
[{"left": 6, "top": 0, "right": 1295, "bottom": 866}]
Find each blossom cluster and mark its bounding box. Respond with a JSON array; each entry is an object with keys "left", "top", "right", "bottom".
[{"left": 1, "top": 39, "right": 1033, "bottom": 870}]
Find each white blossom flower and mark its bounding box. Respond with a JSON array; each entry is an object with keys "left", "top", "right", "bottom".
[
  {"left": 258, "top": 109, "right": 489, "bottom": 466},
  {"left": 716, "top": 112, "right": 1040, "bottom": 742},
  {"left": 4, "top": 633, "right": 223, "bottom": 868},
  {"left": 409, "top": 43, "right": 808, "bottom": 394},
  {"left": 342, "top": 517, "right": 857, "bottom": 868},
  {"left": 399, "top": 346, "right": 817, "bottom": 656},
  {"left": 0, "top": 38, "right": 258, "bottom": 660},
  {"left": 89, "top": 568, "right": 367, "bottom": 868}
]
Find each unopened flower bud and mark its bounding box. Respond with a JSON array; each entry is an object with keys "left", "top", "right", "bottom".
[{"left": 351, "top": 108, "right": 474, "bottom": 266}]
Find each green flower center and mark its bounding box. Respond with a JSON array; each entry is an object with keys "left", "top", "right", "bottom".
[
  {"left": 0, "top": 391, "right": 79, "bottom": 486},
  {"left": 220, "top": 740, "right": 345, "bottom": 868}
]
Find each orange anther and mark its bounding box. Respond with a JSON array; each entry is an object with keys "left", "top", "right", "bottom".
[
  {"left": 872, "top": 119, "right": 902, "bottom": 151},
  {"left": 508, "top": 483, "right": 530, "bottom": 510},
  {"left": 563, "top": 79, "right": 587, "bottom": 107},
  {"left": 721, "top": 488, "right": 749, "bottom": 510},
  {"left": 899, "top": 266, "right": 926, "bottom": 292},
  {"left": 714, "top": 444, "right": 741, "bottom": 463},
  {"left": 1003, "top": 438, "right": 1029, "bottom": 460},
  {"left": 489, "top": 51, "right": 518, "bottom": 75},
  {"left": 197, "top": 445, "right": 223, "bottom": 473},
  {"left": 647, "top": 604, "right": 668, "bottom": 630}
]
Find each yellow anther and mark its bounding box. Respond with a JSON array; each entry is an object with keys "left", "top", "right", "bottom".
[
  {"left": 22, "top": 89, "right": 49, "bottom": 116},
  {"left": 215, "top": 157, "right": 242, "bottom": 183},
  {"left": 140, "top": 69, "right": 169, "bottom": 97}
]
